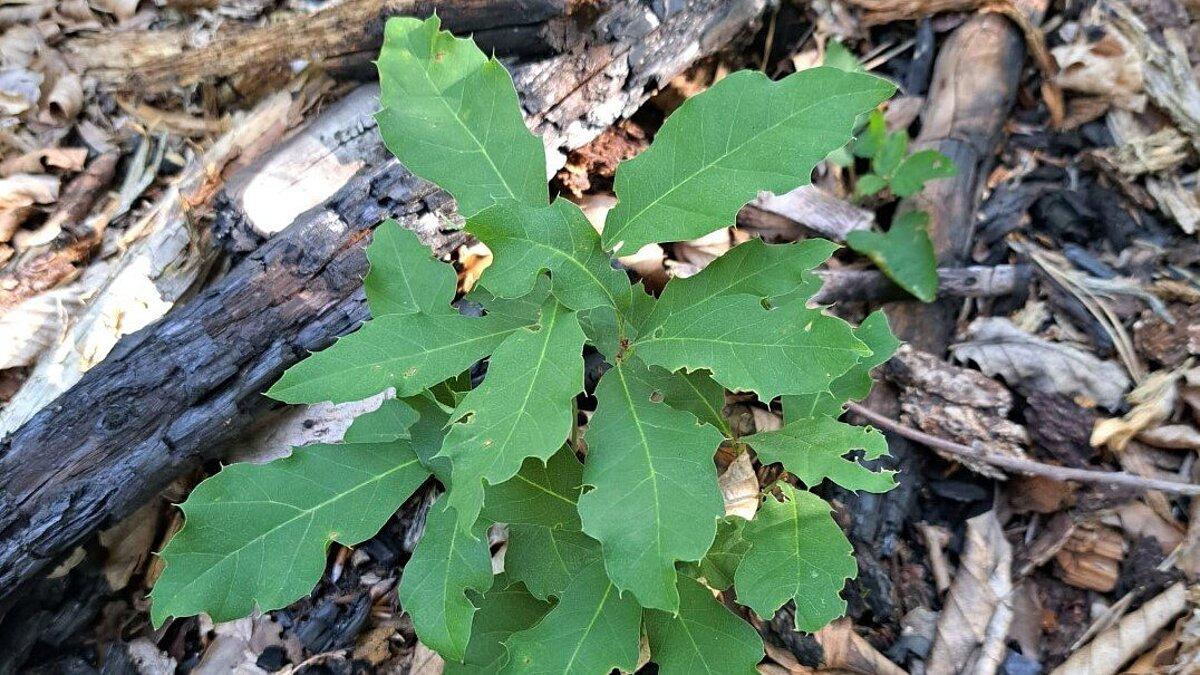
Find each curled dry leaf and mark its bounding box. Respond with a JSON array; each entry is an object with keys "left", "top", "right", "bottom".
[
  {"left": 718, "top": 451, "right": 759, "bottom": 520},
  {"left": 1051, "top": 582, "right": 1188, "bottom": 675},
  {"left": 815, "top": 619, "right": 907, "bottom": 675},
  {"left": 953, "top": 317, "right": 1131, "bottom": 409},
  {"left": 1138, "top": 424, "right": 1200, "bottom": 451},
  {"left": 1092, "top": 368, "right": 1181, "bottom": 451},
  {"left": 928, "top": 511, "right": 1014, "bottom": 675}
]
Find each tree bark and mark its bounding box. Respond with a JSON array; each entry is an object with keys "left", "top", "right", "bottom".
[{"left": 0, "top": 0, "right": 770, "bottom": 608}]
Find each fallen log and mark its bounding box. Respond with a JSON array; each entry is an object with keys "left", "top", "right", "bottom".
[
  {"left": 0, "top": 0, "right": 770, "bottom": 608},
  {"left": 63, "top": 0, "right": 574, "bottom": 92}
]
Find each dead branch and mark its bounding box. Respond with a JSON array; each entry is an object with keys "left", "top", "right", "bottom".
[{"left": 848, "top": 403, "right": 1200, "bottom": 495}]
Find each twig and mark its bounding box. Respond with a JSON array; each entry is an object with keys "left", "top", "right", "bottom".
[{"left": 847, "top": 403, "right": 1200, "bottom": 495}]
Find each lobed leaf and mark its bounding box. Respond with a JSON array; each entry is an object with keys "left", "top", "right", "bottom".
[
  {"left": 267, "top": 311, "right": 527, "bottom": 404},
  {"left": 645, "top": 575, "right": 764, "bottom": 675},
  {"left": 603, "top": 67, "right": 893, "bottom": 252},
  {"left": 734, "top": 484, "right": 857, "bottom": 632},
  {"left": 746, "top": 415, "right": 896, "bottom": 492},
  {"left": 695, "top": 516, "right": 750, "bottom": 591},
  {"left": 501, "top": 559, "right": 641, "bottom": 675},
  {"left": 376, "top": 16, "right": 546, "bottom": 218},
  {"left": 485, "top": 448, "right": 601, "bottom": 600},
  {"left": 643, "top": 237, "right": 837, "bottom": 331},
  {"left": 891, "top": 149, "right": 957, "bottom": 197},
  {"left": 783, "top": 310, "right": 899, "bottom": 420},
  {"left": 438, "top": 298, "right": 587, "bottom": 530},
  {"left": 467, "top": 198, "right": 633, "bottom": 313},
  {"left": 847, "top": 210, "right": 939, "bottom": 302},
  {"left": 150, "top": 440, "right": 430, "bottom": 627},
  {"left": 636, "top": 294, "right": 869, "bottom": 401},
  {"left": 399, "top": 495, "right": 494, "bottom": 662},
  {"left": 364, "top": 219, "right": 457, "bottom": 317},
  {"left": 444, "top": 577, "right": 553, "bottom": 674},
  {"left": 342, "top": 398, "right": 419, "bottom": 443},
  {"left": 577, "top": 356, "right": 725, "bottom": 612}
]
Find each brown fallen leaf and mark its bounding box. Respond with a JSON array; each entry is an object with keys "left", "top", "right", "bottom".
[
  {"left": 719, "top": 451, "right": 759, "bottom": 520},
  {"left": 816, "top": 619, "right": 907, "bottom": 675},
  {"left": 1051, "top": 582, "right": 1188, "bottom": 675},
  {"left": 952, "top": 317, "right": 1131, "bottom": 409},
  {"left": 97, "top": 500, "right": 160, "bottom": 591},
  {"left": 1138, "top": 424, "right": 1200, "bottom": 451},
  {"left": 928, "top": 511, "right": 1013, "bottom": 675},
  {"left": 0, "top": 146, "right": 87, "bottom": 176},
  {"left": 1104, "top": 499, "right": 1185, "bottom": 554}
]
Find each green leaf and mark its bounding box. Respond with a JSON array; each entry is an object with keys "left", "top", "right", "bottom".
[
  {"left": 365, "top": 219, "right": 457, "bottom": 317},
  {"left": 444, "top": 578, "right": 553, "bottom": 674},
  {"left": 483, "top": 446, "right": 583, "bottom": 529},
  {"left": 645, "top": 575, "right": 764, "bottom": 675},
  {"left": 746, "top": 415, "right": 895, "bottom": 492},
  {"left": 399, "top": 495, "right": 494, "bottom": 662},
  {"left": 846, "top": 210, "right": 939, "bottom": 302},
  {"left": 468, "top": 198, "right": 632, "bottom": 313},
  {"left": 267, "top": 312, "right": 527, "bottom": 404},
  {"left": 642, "top": 366, "right": 730, "bottom": 436},
  {"left": 486, "top": 448, "right": 601, "bottom": 601},
  {"left": 783, "top": 310, "right": 899, "bottom": 420},
  {"left": 891, "top": 149, "right": 957, "bottom": 197},
  {"left": 150, "top": 440, "right": 430, "bottom": 627},
  {"left": 438, "top": 298, "right": 586, "bottom": 530},
  {"left": 645, "top": 237, "right": 837, "bottom": 330},
  {"left": 697, "top": 516, "right": 749, "bottom": 590},
  {"left": 823, "top": 40, "right": 865, "bottom": 73},
  {"left": 376, "top": 16, "right": 546, "bottom": 218},
  {"left": 505, "top": 525, "right": 600, "bottom": 601},
  {"left": 343, "top": 398, "right": 419, "bottom": 443},
  {"left": 851, "top": 110, "right": 887, "bottom": 159},
  {"left": 636, "top": 294, "right": 869, "bottom": 401},
  {"left": 501, "top": 559, "right": 641, "bottom": 675},
  {"left": 872, "top": 126, "right": 908, "bottom": 176},
  {"left": 854, "top": 173, "right": 888, "bottom": 197},
  {"left": 603, "top": 68, "right": 894, "bottom": 252},
  {"left": 577, "top": 357, "right": 725, "bottom": 611},
  {"left": 404, "top": 392, "right": 453, "bottom": 483},
  {"left": 734, "top": 484, "right": 856, "bottom": 632}
]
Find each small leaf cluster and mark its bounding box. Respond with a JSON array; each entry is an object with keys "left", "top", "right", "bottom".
[
  {"left": 821, "top": 41, "right": 955, "bottom": 303},
  {"left": 150, "top": 16, "right": 903, "bottom": 673}
]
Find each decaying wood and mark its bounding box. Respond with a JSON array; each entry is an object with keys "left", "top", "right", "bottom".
[
  {"left": 811, "top": 264, "right": 1027, "bottom": 304},
  {"left": 0, "top": 81, "right": 328, "bottom": 438},
  {"left": 0, "top": 0, "right": 770, "bottom": 608},
  {"left": 63, "top": 0, "right": 571, "bottom": 92}
]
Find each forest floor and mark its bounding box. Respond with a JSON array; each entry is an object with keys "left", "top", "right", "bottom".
[{"left": 2, "top": 0, "right": 1200, "bottom": 673}]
